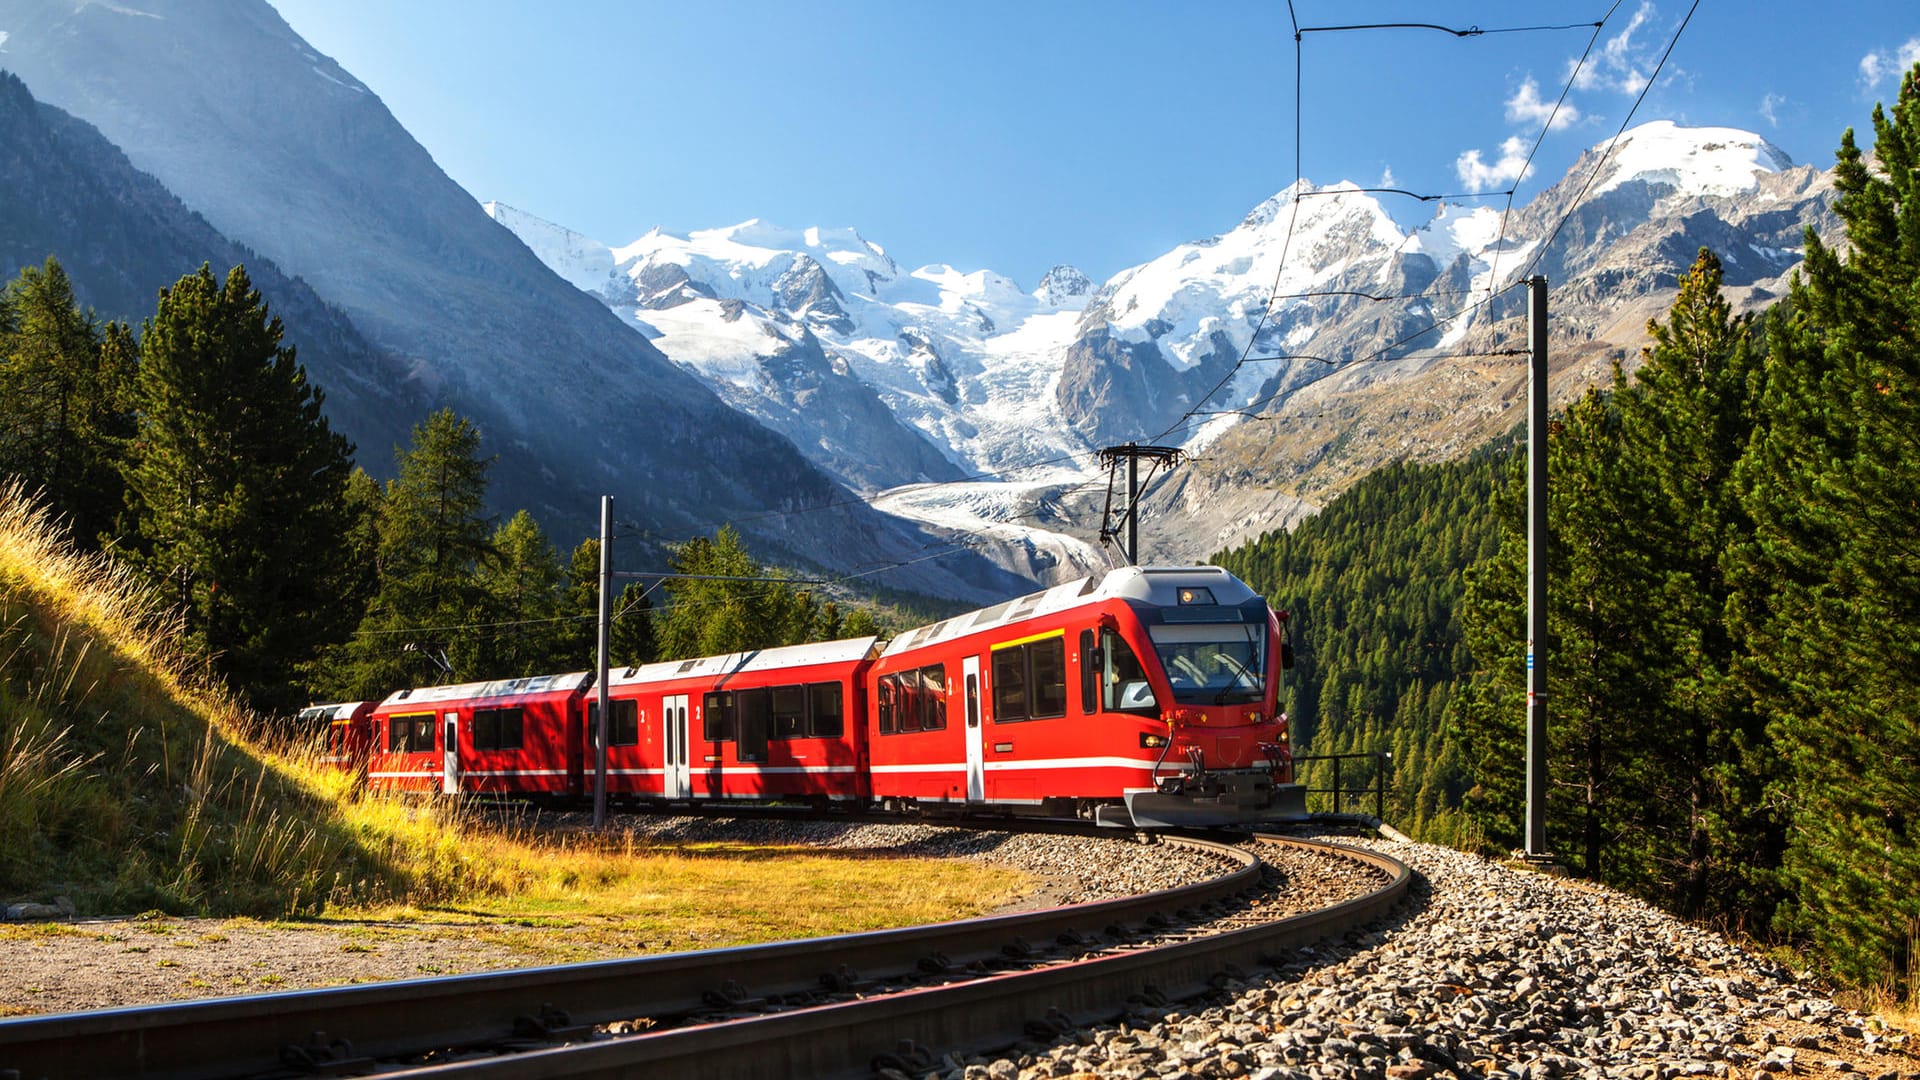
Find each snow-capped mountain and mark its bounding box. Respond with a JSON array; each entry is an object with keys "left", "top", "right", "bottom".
[
  {"left": 494, "top": 120, "right": 1834, "bottom": 572},
  {"left": 486, "top": 208, "right": 1106, "bottom": 494}
]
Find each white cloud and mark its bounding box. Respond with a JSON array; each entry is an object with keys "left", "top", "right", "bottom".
[
  {"left": 1859, "top": 38, "right": 1920, "bottom": 93},
  {"left": 1571, "top": 1, "right": 1655, "bottom": 95},
  {"left": 1456, "top": 135, "right": 1532, "bottom": 189},
  {"left": 1379, "top": 165, "right": 1397, "bottom": 189},
  {"left": 1759, "top": 92, "right": 1786, "bottom": 128},
  {"left": 1506, "top": 78, "right": 1581, "bottom": 130}
]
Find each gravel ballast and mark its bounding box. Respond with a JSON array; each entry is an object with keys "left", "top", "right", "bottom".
[{"left": 950, "top": 832, "right": 1918, "bottom": 1080}]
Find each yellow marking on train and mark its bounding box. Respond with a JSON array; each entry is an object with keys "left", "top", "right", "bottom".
[{"left": 989, "top": 628, "right": 1066, "bottom": 651}]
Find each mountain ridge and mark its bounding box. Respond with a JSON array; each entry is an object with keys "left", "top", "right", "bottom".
[
  {"left": 0, "top": 0, "right": 1028, "bottom": 602},
  {"left": 489, "top": 120, "right": 1834, "bottom": 570}
]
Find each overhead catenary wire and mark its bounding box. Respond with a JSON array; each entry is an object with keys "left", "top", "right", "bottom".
[
  {"left": 1481, "top": 1, "right": 1623, "bottom": 294},
  {"left": 1514, "top": 0, "right": 1702, "bottom": 286},
  {"left": 1295, "top": 19, "right": 1604, "bottom": 38},
  {"left": 573, "top": 1, "right": 1675, "bottom": 585},
  {"left": 1147, "top": 4, "right": 1615, "bottom": 452}
]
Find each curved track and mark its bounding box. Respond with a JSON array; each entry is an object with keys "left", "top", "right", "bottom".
[{"left": 0, "top": 830, "right": 1410, "bottom": 1080}]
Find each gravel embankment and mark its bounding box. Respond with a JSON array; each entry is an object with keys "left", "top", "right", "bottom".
[{"left": 947, "top": 833, "right": 1919, "bottom": 1080}]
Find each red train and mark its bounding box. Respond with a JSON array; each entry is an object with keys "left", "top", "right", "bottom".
[{"left": 317, "top": 566, "right": 1307, "bottom": 828}]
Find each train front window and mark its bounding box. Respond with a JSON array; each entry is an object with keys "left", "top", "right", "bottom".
[
  {"left": 1147, "top": 622, "right": 1266, "bottom": 705},
  {"left": 1101, "top": 629, "right": 1158, "bottom": 713}
]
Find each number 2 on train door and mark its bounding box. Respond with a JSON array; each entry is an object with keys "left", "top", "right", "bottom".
[{"left": 963, "top": 655, "right": 984, "bottom": 803}]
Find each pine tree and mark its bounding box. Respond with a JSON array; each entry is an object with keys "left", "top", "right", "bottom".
[
  {"left": 842, "top": 607, "right": 881, "bottom": 639},
  {"left": 118, "top": 263, "right": 354, "bottom": 711},
  {"left": 1618, "top": 249, "right": 1778, "bottom": 921},
  {"left": 336, "top": 408, "right": 494, "bottom": 696},
  {"left": 1737, "top": 66, "right": 1920, "bottom": 992},
  {"left": 0, "top": 257, "right": 135, "bottom": 547}
]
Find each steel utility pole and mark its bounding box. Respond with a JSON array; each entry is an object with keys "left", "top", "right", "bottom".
[
  {"left": 588, "top": 503, "right": 835, "bottom": 828},
  {"left": 1525, "top": 275, "right": 1550, "bottom": 859},
  {"left": 1097, "top": 443, "right": 1185, "bottom": 565},
  {"left": 594, "top": 495, "right": 613, "bottom": 827}
]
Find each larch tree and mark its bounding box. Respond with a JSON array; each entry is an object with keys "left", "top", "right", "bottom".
[
  {"left": 336, "top": 408, "right": 494, "bottom": 697},
  {"left": 472, "top": 510, "right": 570, "bottom": 678}
]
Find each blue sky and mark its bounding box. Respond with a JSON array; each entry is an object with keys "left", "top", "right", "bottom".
[{"left": 269, "top": 1, "right": 1919, "bottom": 289}]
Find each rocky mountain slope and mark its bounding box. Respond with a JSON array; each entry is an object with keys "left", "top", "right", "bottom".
[
  {"left": 0, "top": 70, "right": 424, "bottom": 468},
  {"left": 493, "top": 122, "right": 1837, "bottom": 570},
  {"left": 0, "top": 0, "right": 1026, "bottom": 600},
  {"left": 1149, "top": 123, "right": 1837, "bottom": 561}
]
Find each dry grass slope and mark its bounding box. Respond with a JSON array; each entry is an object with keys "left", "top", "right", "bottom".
[{"left": 0, "top": 481, "right": 1026, "bottom": 935}]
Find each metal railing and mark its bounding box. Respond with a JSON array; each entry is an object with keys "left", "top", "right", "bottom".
[{"left": 1292, "top": 750, "right": 1393, "bottom": 821}]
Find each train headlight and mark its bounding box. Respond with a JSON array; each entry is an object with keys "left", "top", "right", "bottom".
[{"left": 1140, "top": 733, "right": 1170, "bottom": 749}]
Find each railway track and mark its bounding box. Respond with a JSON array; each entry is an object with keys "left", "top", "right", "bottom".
[{"left": 0, "top": 828, "right": 1410, "bottom": 1080}]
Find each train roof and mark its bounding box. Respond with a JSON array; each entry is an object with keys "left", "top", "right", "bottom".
[
  {"left": 609, "top": 636, "right": 882, "bottom": 687},
  {"left": 378, "top": 671, "right": 594, "bottom": 709},
  {"left": 295, "top": 701, "right": 371, "bottom": 722},
  {"left": 878, "top": 565, "right": 1260, "bottom": 659}
]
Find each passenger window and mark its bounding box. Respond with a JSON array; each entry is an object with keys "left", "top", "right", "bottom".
[
  {"left": 588, "top": 700, "right": 641, "bottom": 747},
  {"left": 1030, "top": 637, "right": 1066, "bottom": 719},
  {"left": 736, "top": 688, "right": 770, "bottom": 763},
  {"left": 471, "top": 707, "right": 525, "bottom": 751},
  {"left": 703, "top": 692, "right": 736, "bottom": 741},
  {"left": 992, "top": 647, "right": 1028, "bottom": 720},
  {"left": 809, "top": 682, "right": 844, "bottom": 739},
  {"left": 771, "top": 685, "right": 807, "bottom": 740},
  {"left": 920, "top": 665, "right": 947, "bottom": 730},
  {"left": 613, "top": 700, "right": 638, "bottom": 747},
  {"left": 897, "top": 671, "right": 922, "bottom": 732},
  {"left": 878, "top": 676, "right": 897, "bottom": 734},
  {"left": 990, "top": 635, "right": 1065, "bottom": 721},
  {"left": 413, "top": 715, "right": 435, "bottom": 752}
]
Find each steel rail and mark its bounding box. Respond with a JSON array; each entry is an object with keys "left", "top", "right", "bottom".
[
  {"left": 0, "top": 834, "right": 1262, "bottom": 1080},
  {"left": 376, "top": 836, "right": 1411, "bottom": 1079}
]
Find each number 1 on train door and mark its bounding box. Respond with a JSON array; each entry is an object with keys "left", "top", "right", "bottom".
[{"left": 963, "top": 655, "right": 984, "bottom": 803}]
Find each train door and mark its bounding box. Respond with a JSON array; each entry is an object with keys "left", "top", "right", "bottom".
[
  {"left": 963, "top": 655, "right": 985, "bottom": 803},
  {"left": 664, "top": 694, "right": 691, "bottom": 799},
  {"left": 442, "top": 712, "right": 460, "bottom": 795}
]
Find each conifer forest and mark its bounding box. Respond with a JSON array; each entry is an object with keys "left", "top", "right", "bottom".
[{"left": 4, "top": 65, "right": 1919, "bottom": 1003}]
